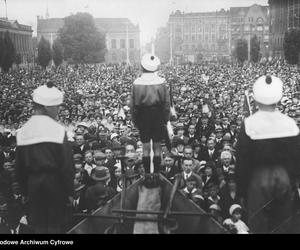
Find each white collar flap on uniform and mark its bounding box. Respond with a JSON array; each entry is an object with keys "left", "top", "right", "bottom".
[
  {"left": 17, "top": 115, "right": 66, "bottom": 146},
  {"left": 133, "top": 73, "right": 165, "bottom": 86},
  {"left": 245, "top": 110, "right": 299, "bottom": 140}
]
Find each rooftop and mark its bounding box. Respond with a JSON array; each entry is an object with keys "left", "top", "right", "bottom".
[
  {"left": 170, "top": 9, "right": 229, "bottom": 18},
  {"left": 229, "top": 4, "right": 269, "bottom": 16},
  {"left": 0, "top": 18, "right": 33, "bottom": 32}
]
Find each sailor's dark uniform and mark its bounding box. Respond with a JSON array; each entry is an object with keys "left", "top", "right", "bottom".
[
  {"left": 236, "top": 110, "right": 300, "bottom": 233},
  {"left": 131, "top": 73, "right": 170, "bottom": 143},
  {"left": 15, "top": 115, "right": 75, "bottom": 233}
]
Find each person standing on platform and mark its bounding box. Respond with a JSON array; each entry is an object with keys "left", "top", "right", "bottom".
[
  {"left": 15, "top": 82, "right": 75, "bottom": 234},
  {"left": 130, "top": 54, "right": 171, "bottom": 179},
  {"left": 236, "top": 75, "right": 300, "bottom": 233}
]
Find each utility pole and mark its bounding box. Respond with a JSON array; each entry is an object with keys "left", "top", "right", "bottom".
[
  {"left": 126, "top": 21, "right": 130, "bottom": 65},
  {"left": 169, "top": 22, "right": 173, "bottom": 65},
  {"left": 248, "top": 24, "right": 251, "bottom": 61},
  {"left": 5, "top": 0, "right": 8, "bottom": 19}
]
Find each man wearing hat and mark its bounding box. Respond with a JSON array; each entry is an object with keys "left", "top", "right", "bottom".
[
  {"left": 130, "top": 53, "right": 170, "bottom": 176},
  {"left": 85, "top": 166, "right": 116, "bottom": 212},
  {"left": 195, "top": 113, "right": 212, "bottom": 139},
  {"left": 236, "top": 75, "right": 300, "bottom": 233},
  {"left": 15, "top": 82, "right": 75, "bottom": 234}
]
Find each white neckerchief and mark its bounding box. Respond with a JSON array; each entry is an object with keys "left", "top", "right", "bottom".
[
  {"left": 245, "top": 110, "right": 299, "bottom": 140},
  {"left": 17, "top": 115, "right": 65, "bottom": 146}
]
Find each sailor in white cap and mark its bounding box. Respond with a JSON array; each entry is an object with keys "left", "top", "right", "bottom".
[
  {"left": 15, "top": 81, "right": 74, "bottom": 234},
  {"left": 235, "top": 75, "right": 300, "bottom": 233},
  {"left": 130, "top": 53, "right": 170, "bottom": 179}
]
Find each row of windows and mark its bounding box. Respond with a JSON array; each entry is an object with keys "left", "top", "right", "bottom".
[
  {"left": 179, "top": 43, "right": 222, "bottom": 51},
  {"left": 272, "top": 37, "right": 284, "bottom": 47},
  {"left": 232, "top": 17, "right": 265, "bottom": 23},
  {"left": 181, "top": 34, "right": 228, "bottom": 41},
  {"left": 111, "top": 39, "right": 135, "bottom": 49},
  {"left": 111, "top": 51, "right": 136, "bottom": 61},
  {"left": 175, "top": 24, "right": 227, "bottom": 33},
  {"left": 231, "top": 25, "right": 269, "bottom": 32}
]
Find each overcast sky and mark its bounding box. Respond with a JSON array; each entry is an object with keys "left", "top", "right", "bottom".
[{"left": 0, "top": 0, "right": 268, "bottom": 45}]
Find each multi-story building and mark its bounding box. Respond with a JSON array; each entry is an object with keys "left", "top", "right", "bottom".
[
  {"left": 37, "top": 17, "right": 140, "bottom": 64},
  {"left": 269, "top": 0, "right": 300, "bottom": 57},
  {"left": 230, "top": 4, "right": 270, "bottom": 59},
  {"left": 154, "top": 26, "right": 170, "bottom": 63},
  {"left": 0, "top": 18, "right": 33, "bottom": 63},
  {"left": 167, "top": 9, "right": 231, "bottom": 63}
]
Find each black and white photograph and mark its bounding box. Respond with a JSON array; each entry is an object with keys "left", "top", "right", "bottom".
[{"left": 0, "top": 0, "right": 300, "bottom": 236}]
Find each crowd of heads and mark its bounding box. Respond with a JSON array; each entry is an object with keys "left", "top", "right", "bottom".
[{"left": 1, "top": 59, "right": 300, "bottom": 233}]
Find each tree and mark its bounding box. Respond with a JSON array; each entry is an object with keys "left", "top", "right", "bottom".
[
  {"left": 58, "top": 12, "right": 106, "bottom": 63},
  {"left": 52, "top": 39, "right": 64, "bottom": 67},
  {"left": 283, "top": 28, "right": 300, "bottom": 65},
  {"left": 235, "top": 38, "right": 248, "bottom": 64},
  {"left": 250, "top": 35, "right": 261, "bottom": 63},
  {"left": 1, "top": 31, "right": 16, "bottom": 73},
  {"left": 0, "top": 36, "right": 4, "bottom": 70},
  {"left": 37, "top": 36, "right": 52, "bottom": 69}
]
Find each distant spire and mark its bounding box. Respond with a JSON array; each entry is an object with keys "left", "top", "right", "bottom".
[{"left": 46, "top": 4, "right": 49, "bottom": 19}]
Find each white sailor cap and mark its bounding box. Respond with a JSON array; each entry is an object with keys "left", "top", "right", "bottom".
[
  {"left": 32, "top": 82, "right": 63, "bottom": 106},
  {"left": 253, "top": 75, "right": 283, "bottom": 105},
  {"left": 141, "top": 53, "right": 160, "bottom": 72}
]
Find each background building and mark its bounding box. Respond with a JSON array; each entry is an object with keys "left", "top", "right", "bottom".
[
  {"left": 167, "top": 9, "right": 231, "bottom": 63},
  {"left": 0, "top": 18, "right": 33, "bottom": 63},
  {"left": 230, "top": 4, "right": 270, "bottom": 59},
  {"left": 269, "top": 0, "right": 300, "bottom": 57},
  {"left": 37, "top": 17, "right": 141, "bottom": 64},
  {"left": 154, "top": 26, "right": 170, "bottom": 63}
]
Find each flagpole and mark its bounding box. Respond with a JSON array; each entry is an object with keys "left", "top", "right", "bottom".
[{"left": 245, "top": 90, "right": 252, "bottom": 116}]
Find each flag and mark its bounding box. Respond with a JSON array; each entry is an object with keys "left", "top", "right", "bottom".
[
  {"left": 117, "top": 104, "right": 126, "bottom": 120},
  {"left": 202, "top": 103, "right": 212, "bottom": 118},
  {"left": 243, "top": 90, "right": 252, "bottom": 117}
]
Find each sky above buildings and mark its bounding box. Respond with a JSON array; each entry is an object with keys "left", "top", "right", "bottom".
[{"left": 0, "top": 0, "right": 268, "bottom": 45}]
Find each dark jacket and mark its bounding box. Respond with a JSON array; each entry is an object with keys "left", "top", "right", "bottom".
[
  {"left": 160, "top": 163, "right": 181, "bottom": 182},
  {"left": 131, "top": 73, "right": 170, "bottom": 126},
  {"left": 85, "top": 183, "right": 117, "bottom": 211},
  {"left": 15, "top": 115, "right": 75, "bottom": 230},
  {"left": 200, "top": 148, "right": 219, "bottom": 163},
  {"left": 219, "top": 187, "right": 242, "bottom": 218},
  {"left": 236, "top": 120, "right": 300, "bottom": 198}
]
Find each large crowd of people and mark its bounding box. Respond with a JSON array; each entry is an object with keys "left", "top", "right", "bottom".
[{"left": 1, "top": 59, "right": 300, "bottom": 234}]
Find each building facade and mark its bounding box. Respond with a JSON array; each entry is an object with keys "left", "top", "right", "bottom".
[
  {"left": 0, "top": 18, "right": 33, "bottom": 63},
  {"left": 230, "top": 4, "right": 270, "bottom": 59},
  {"left": 37, "top": 17, "right": 140, "bottom": 64},
  {"left": 167, "top": 9, "right": 231, "bottom": 63},
  {"left": 154, "top": 26, "right": 170, "bottom": 63},
  {"left": 269, "top": 0, "right": 300, "bottom": 57}
]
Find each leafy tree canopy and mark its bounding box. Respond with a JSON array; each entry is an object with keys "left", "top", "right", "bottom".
[{"left": 58, "top": 12, "right": 106, "bottom": 63}]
